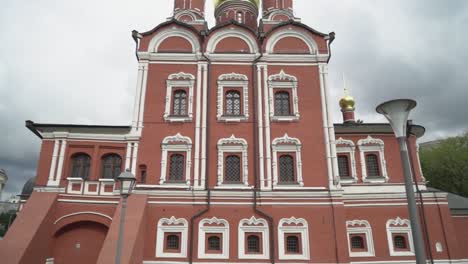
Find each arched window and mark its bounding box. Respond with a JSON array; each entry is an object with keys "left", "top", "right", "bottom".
[
  {"left": 338, "top": 155, "right": 350, "bottom": 177},
  {"left": 173, "top": 90, "right": 187, "bottom": 116},
  {"left": 365, "top": 154, "right": 380, "bottom": 177},
  {"left": 101, "top": 154, "right": 122, "bottom": 179},
  {"left": 225, "top": 155, "right": 241, "bottom": 183},
  {"left": 166, "top": 234, "right": 180, "bottom": 250},
  {"left": 394, "top": 235, "right": 407, "bottom": 249},
  {"left": 208, "top": 235, "right": 221, "bottom": 251},
  {"left": 237, "top": 11, "right": 244, "bottom": 23},
  {"left": 286, "top": 235, "right": 300, "bottom": 253},
  {"left": 247, "top": 235, "right": 260, "bottom": 253},
  {"left": 275, "top": 91, "right": 291, "bottom": 116},
  {"left": 351, "top": 236, "right": 365, "bottom": 249},
  {"left": 70, "top": 154, "right": 91, "bottom": 180},
  {"left": 225, "top": 90, "right": 241, "bottom": 116},
  {"left": 279, "top": 155, "right": 295, "bottom": 183},
  {"left": 168, "top": 154, "right": 185, "bottom": 182}
]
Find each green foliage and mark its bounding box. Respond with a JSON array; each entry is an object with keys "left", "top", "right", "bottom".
[
  {"left": 0, "top": 211, "right": 16, "bottom": 237},
  {"left": 420, "top": 132, "right": 468, "bottom": 197}
]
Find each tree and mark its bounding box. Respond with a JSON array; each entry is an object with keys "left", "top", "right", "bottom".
[{"left": 420, "top": 132, "right": 468, "bottom": 197}]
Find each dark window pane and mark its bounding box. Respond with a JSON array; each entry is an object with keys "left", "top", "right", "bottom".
[
  {"left": 366, "top": 154, "right": 380, "bottom": 177},
  {"left": 394, "top": 236, "right": 407, "bottom": 249},
  {"left": 275, "top": 91, "right": 291, "bottom": 116},
  {"left": 338, "top": 156, "right": 350, "bottom": 177},
  {"left": 71, "top": 154, "right": 91, "bottom": 180},
  {"left": 208, "top": 236, "right": 221, "bottom": 251},
  {"left": 286, "top": 235, "right": 300, "bottom": 253},
  {"left": 279, "top": 155, "right": 295, "bottom": 183},
  {"left": 168, "top": 154, "right": 184, "bottom": 182},
  {"left": 173, "top": 90, "right": 187, "bottom": 116},
  {"left": 351, "top": 236, "right": 364, "bottom": 249},
  {"left": 225, "top": 155, "right": 241, "bottom": 183},
  {"left": 166, "top": 235, "right": 180, "bottom": 250},
  {"left": 226, "top": 91, "right": 241, "bottom": 116},
  {"left": 247, "top": 235, "right": 260, "bottom": 253},
  {"left": 101, "top": 154, "right": 122, "bottom": 179}
]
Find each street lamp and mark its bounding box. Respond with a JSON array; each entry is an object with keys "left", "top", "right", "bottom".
[
  {"left": 115, "top": 169, "right": 136, "bottom": 264},
  {"left": 376, "top": 99, "right": 427, "bottom": 264}
]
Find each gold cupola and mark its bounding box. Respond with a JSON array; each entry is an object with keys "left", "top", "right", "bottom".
[
  {"left": 215, "top": 0, "right": 260, "bottom": 8},
  {"left": 339, "top": 93, "right": 356, "bottom": 112}
]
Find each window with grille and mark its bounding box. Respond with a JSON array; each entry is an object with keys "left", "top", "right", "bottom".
[
  {"left": 275, "top": 91, "right": 291, "bottom": 116},
  {"left": 166, "top": 234, "right": 180, "bottom": 250},
  {"left": 225, "top": 155, "right": 241, "bottom": 183},
  {"left": 140, "top": 165, "right": 147, "bottom": 184},
  {"left": 351, "top": 236, "right": 365, "bottom": 249},
  {"left": 394, "top": 235, "right": 407, "bottom": 249},
  {"left": 168, "top": 154, "right": 185, "bottom": 182},
  {"left": 286, "top": 235, "right": 300, "bottom": 253},
  {"left": 207, "top": 235, "right": 221, "bottom": 251},
  {"left": 366, "top": 154, "right": 380, "bottom": 177},
  {"left": 173, "top": 90, "right": 187, "bottom": 116},
  {"left": 338, "top": 155, "right": 350, "bottom": 177},
  {"left": 247, "top": 235, "right": 260, "bottom": 253},
  {"left": 101, "top": 154, "right": 122, "bottom": 179},
  {"left": 70, "top": 154, "right": 91, "bottom": 180},
  {"left": 279, "top": 155, "right": 295, "bottom": 183},
  {"left": 225, "top": 90, "right": 241, "bottom": 116}
]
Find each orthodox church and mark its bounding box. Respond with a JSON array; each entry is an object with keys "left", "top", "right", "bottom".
[{"left": 1, "top": 0, "right": 467, "bottom": 263}]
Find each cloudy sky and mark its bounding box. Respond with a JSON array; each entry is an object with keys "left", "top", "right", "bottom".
[{"left": 0, "top": 0, "right": 467, "bottom": 199}]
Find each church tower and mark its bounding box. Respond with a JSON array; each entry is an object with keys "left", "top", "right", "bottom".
[
  {"left": 215, "top": 0, "right": 259, "bottom": 30},
  {"left": 173, "top": 0, "right": 206, "bottom": 28}
]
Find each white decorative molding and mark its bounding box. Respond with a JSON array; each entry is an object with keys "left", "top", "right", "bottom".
[
  {"left": 156, "top": 217, "right": 188, "bottom": 258},
  {"left": 386, "top": 217, "right": 414, "bottom": 257},
  {"left": 238, "top": 217, "right": 269, "bottom": 259},
  {"left": 206, "top": 28, "right": 259, "bottom": 55},
  {"left": 271, "top": 134, "right": 303, "bottom": 187},
  {"left": 217, "top": 73, "right": 249, "bottom": 122},
  {"left": 160, "top": 134, "right": 192, "bottom": 186},
  {"left": 265, "top": 29, "right": 318, "bottom": 55},
  {"left": 53, "top": 212, "right": 112, "bottom": 225},
  {"left": 268, "top": 70, "right": 300, "bottom": 121},
  {"left": 198, "top": 217, "right": 229, "bottom": 259},
  {"left": 346, "top": 220, "right": 375, "bottom": 257},
  {"left": 336, "top": 138, "right": 358, "bottom": 184},
  {"left": 278, "top": 217, "right": 310, "bottom": 260},
  {"left": 148, "top": 27, "right": 201, "bottom": 54},
  {"left": 164, "top": 72, "right": 196, "bottom": 122},
  {"left": 357, "top": 136, "right": 388, "bottom": 183},
  {"left": 216, "top": 135, "right": 249, "bottom": 188}
]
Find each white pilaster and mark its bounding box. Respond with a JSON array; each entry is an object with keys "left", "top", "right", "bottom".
[
  {"left": 47, "top": 140, "right": 60, "bottom": 186},
  {"left": 194, "top": 63, "right": 203, "bottom": 189},
  {"left": 262, "top": 66, "right": 272, "bottom": 190},
  {"left": 125, "top": 142, "right": 132, "bottom": 170},
  {"left": 131, "top": 143, "right": 139, "bottom": 175},
  {"left": 256, "top": 64, "right": 265, "bottom": 189},
  {"left": 200, "top": 64, "right": 208, "bottom": 189},
  {"left": 54, "top": 140, "right": 67, "bottom": 186}
]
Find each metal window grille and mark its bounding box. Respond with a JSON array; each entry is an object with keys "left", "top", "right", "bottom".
[
  {"left": 225, "top": 155, "right": 241, "bottom": 183},
  {"left": 338, "top": 155, "right": 350, "bottom": 177},
  {"left": 225, "top": 91, "right": 241, "bottom": 116},
  {"left": 168, "top": 154, "right": 185, "bottom": 182},
  {"left": 394, "top": 236, "right": 407, "bottom": 249},
  {"left": 101, "top": 154, "right": 122, "bottom": 179},
  {"left": 279, "top": 155, "right": 295, "bottom": 183},
  {"left": 173, "top": 90, "right": 187, "bottom": 116},
  {"left": 366, "top": 154, "right": 380, "bottom": 177},
  {"left": 351, "top": 236, "right": 364, "bottom": 249},
  {"left": 275, "top": 91, "right": 291, "bottom": 116},
  {"left": 166, "top": 235, "right": 180, "bottom": 250},
  {"left": 208, "top": 236, "right": 221, "bottom": 251},
  {"left": 247, "top": 235, "right": 260, "bottom": 253},
  {"left": 286, "top": 235, "right": 300, "bottom": 253},
  {"left": 71, "top": 154, "right": 91, "bottom": 180}
]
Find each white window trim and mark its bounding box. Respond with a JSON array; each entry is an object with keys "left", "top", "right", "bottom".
[
  {"left": 278, "top": 217, "right": 310, "bottom": 260},
  {"left": 217, "top": 73, "right": 249, "bottom": 122},
  {"left": 160, "top": 133, "right": 192, "bottom": 186},
  {"left": 346, "top": 220, "right": 375, "bottom": 257},
  {"left": 238, "top": 216, "right": 269, "bottom": 259},
  {"left": 198, "top": 217, "right": 229, "bottom": 259},
  {"left": 386, "top": 217, "right": 415, "bottom": 256},
  {"left": 268, "top": 70, "right": 300, "bottom": 121},
  {"left": 156, "top": 216, "right": 188, "bottom": 258},
  {"left": 357, "top": 136, "right": 388, "bottom": 183},
  {"left": 216, "top": 135, "right": 250, "bottom": 189},
  {"left": 164, "top": 72, "right": 195, "bottom": 122},
  {"left": 272, "top": 134, "right": 303, "bottom": 188},
  {"left": 336, "top": 138, "right": 358, "bottom": 184}
]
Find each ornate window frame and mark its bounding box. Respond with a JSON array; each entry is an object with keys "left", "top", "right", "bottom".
[
  {"left": 346, "top": 220, "right": 375, "bottom": 257},
  {"left": 278, "top": 217, "right": 310, "bottom": 260},
  {"left": 217, "top": 73, "right": 249, "bottom": 122},
  {"left": 386, "top": 217, "right": 414, "bottom": 256},
  {"left": 272, "top": 134, "right": 303, "bottom": 189},
  {"left": 164, "top": 72, "right": 195, "bottom": 122},
  {"left": 216, "top": 135, "right": 250, "bottom": 189},
  {"left": 238, "top": 216, "right": 269, "bottom": 259},
  {"left": 160, "top": 133, "right": 192, "bottom": 186},
  {"left": 198, "top": 217, "right": 229, "bottom": 259},
  {"left": 156, "top": 217, "right": 188, "bottom": 258},
  {"left": 357, "top": 136, "right": 388, "bottom": 183},
  {"left": 268, "top": 70, "right": 299, "bottom": 121},
  {"left": 336, "top": 138, "right": 358, "bottom": 184}
]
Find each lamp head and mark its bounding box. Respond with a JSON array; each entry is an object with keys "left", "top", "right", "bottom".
[
  {"left": 376, "top": 99, "right": 417, "bottom": 138},
  {"left": 117, "top": 169, "right": 136, "bottom": 196}
]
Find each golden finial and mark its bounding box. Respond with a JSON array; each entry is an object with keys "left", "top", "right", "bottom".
[{"left": 339, "top": 73, "right": 356, "bottom": 111}]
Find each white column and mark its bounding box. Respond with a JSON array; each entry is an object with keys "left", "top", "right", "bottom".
[
  {"left": 137, "top": 63, "right": 149, "bottom": 131},
  {"left": 256, "top": 64, "right": 265, "bottom": 189},
  {"left": 54, "top": 140, "right": 67, "bottom": 186},
  {"left": 200, "top": 64, "right": 208, "bottom": 189},
  {"left": 131, "top": 143, "right": 139, "bottom": 175},
  {"left": 125, "top": 142, "right": 132, "bottom": 170},
  {"left": 132, "top": 63, "right": 145, "bottom": 129},
  {"left": 262, "top": 66, "right": 272, "bottom": 190},
  {"left": 194, "top": 63, "right": 203, "bottom": 189},
  {"left": 47, "top": 140, "right": 60, "bottom": 186}
]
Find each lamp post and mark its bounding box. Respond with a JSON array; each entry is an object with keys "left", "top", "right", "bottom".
[
  {"left": 376, "top": 99, "right": 427, "bottom": 264},
  {"left": 115, "top": 169, "right": 136, "bottom": 264}
]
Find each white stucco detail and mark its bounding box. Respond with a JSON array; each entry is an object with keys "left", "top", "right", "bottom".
[
  {"left": 386, "top": 217, "right": 415, "bottom": 257},
  {"left": 216, "top": 135, "right": 249, "bottom": 188},
  {"left": 198, "top": 217, "right": 230, "bottom": 259},
  {"left": 346, "top": 220, "right": 375, "bottom": 257},
  {"left": 160, "top": 134, "right": 192, "bottom": 186},
  {"left": 271, "top": 134, "right": 303, "bottom": 188},
  {"left": 268, "top": 70, "right": 300, "bottom": 121},
  {"left": 358, "top": 136, "right": 388, "bottom": 183},
  {"left": 164, "top": 72, "right": 196, "bottom": 122},
  {"left": 238, "top": 217, "right": 269, "bottom": 259},
  {"left": 278, "top": 217, "right": 310, "bottom": 260},
  {"left": 216, "top": 73, "right": 249, "bottom": 122},
  {"left": 336, "top": 138, "right": 358, "bottom": 184},
  {"left": 156, "top": 217, "right": 188, "bottom": 258}
]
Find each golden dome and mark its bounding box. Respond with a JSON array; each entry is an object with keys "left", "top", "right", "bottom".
[
  {"left": 215, "top": 0, "right": 260, "bottom": 8},
  {"left": 339, "top": 95, "right": 355, "bottom": 111}
]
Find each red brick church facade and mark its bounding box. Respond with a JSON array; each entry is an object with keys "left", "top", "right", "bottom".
[{"left": 1, "top": 0, "right": 467, "bottom": 263}]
